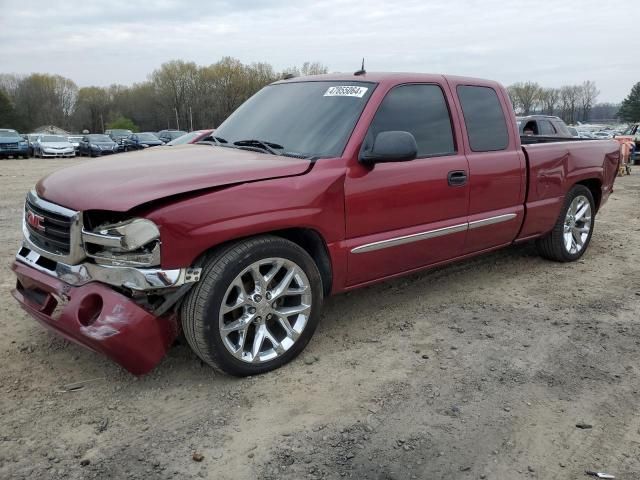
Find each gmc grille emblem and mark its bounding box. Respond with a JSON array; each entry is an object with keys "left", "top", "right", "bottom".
[{"left": 26, "top": 210, "right": 45, "bottom": 231}]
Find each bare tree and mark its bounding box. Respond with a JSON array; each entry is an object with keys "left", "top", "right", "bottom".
[
  {"left": 539, "top": 88, "right": 560, "bottom": 115},
  {"left": 578, "top": 80, "right": 599, "bottom": 122},
  {"left": 507, "top": 82, "right": 542, "bottom": 115}
]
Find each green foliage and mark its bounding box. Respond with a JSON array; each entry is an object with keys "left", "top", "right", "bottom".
[
  {"left": 105, "top": 116, "right": 138, "bottom": 132},
  {"left": 0, "top": 88, "right": 20, "bottom": 128},
  {"left": 0, "top": 58, "right": 326, "bottom": 132},
  {"left": 618, "top": 82, "right": 640, "bottom": 123}
]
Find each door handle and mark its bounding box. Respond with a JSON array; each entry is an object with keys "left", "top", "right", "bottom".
[{"left": 447, "top": 170, "right": 467, "bottom": 186}]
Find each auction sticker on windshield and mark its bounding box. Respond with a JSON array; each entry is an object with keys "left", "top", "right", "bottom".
[{"left": 324, "top": 86, "right": 368, "bottom": 98}]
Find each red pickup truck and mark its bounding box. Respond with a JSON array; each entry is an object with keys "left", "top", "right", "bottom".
[{"left": 12, "top": 73, "right": 620, "bottom": 376}]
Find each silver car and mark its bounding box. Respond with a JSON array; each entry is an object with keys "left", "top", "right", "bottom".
[{"left": 34, "top": 135, "right": 76, "bottom": 158}]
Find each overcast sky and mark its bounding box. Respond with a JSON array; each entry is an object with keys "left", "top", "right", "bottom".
[{"left": 0, "top": 0, "right": 635, "bottom": 102}]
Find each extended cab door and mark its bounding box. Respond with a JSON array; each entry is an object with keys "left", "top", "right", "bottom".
[
  {"left": 447, "top": 81, "right": 526, "bottom": 254},
  {"left": 344, "top": 82, "right": 470, "bottom": 286}
]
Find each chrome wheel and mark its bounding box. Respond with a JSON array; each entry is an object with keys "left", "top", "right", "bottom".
[
  {"left": 563, "top": 194, "right": 592, "bottom": 255},
  {"left": 219, "top": 258, "right": 312, "bottom": 364}
]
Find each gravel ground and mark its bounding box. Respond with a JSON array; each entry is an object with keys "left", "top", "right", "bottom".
[{"left": 0, "top": 158, "right": 639, "bottom": 480}]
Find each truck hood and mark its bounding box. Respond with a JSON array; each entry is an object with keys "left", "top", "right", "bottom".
[{"left": 37, "top": 144, "right": 313, "bottom": 212}]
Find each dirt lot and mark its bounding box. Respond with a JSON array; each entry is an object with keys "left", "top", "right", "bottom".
[{"left": 0, "top": 158, "right": 639, "bottom": 480}]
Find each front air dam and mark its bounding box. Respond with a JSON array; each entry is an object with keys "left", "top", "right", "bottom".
[{"left": 11, "top": 260, "right": 178, "bottom": 375}]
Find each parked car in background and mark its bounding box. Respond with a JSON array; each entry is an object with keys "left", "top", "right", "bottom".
[
  {"left": 157, "top": 129, "right": 187, "bottom": 143},
  {"left": 25, "top": 134, "right": 40, "bottom": 156},
  {"left": 33, "top": 135, "right": 75, "bottom": 158},
  {"left": 67, "top": 135, "right": 83, "bottom": 154},
  {"left": 578, "top": 131, "right": 595, "bottom": 139},
  {"left": 0, "top": 129, "right": 29, "bottom": 159},
  {"left": 592, "top": 131, "right": 613, "bottom": 139},
  {"left": 11, "top": 73, "right": 620, "bottom": 376},
  {"left": 165, "top": 129, "right": 215, "bottom": 146},
  {"left": 517, "top": 115, "right": 572, "bottom": 137},
  {"left": 78, "top": 134, "right": 119, "bottom": 157},
  {"left": 567, "top": 126, "right": 580, "bottom": 138},
  {"left": 122, "top": 132, "right": 164, "bottom": 151},
  {"left": 105, "top": 129, "right": 133, "bottom": 151}
]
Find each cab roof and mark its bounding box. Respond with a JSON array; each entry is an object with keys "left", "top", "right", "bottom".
[{"left": 273, "top": 72, "right": 503, "bottom": 89}]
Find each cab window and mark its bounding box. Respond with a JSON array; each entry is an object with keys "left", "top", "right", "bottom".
[
  {"left": 457, "top": 85, "right": 509, "bottom": 151},
  {"left": 365, "top": 84, "right": 456, "bottom": 158}
]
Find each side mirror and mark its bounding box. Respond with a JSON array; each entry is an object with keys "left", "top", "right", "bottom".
[{"left": 360, "top": 131, "right": 418, "bottom": 165}]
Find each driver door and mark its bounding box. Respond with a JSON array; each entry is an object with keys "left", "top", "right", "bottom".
[{"left": 344, "top": 83, "right": 470, "bottom": 286}]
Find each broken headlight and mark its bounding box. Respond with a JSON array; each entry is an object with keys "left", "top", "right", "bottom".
[{"left": 82, "top": 218, "right": 161, "bottom": 267}]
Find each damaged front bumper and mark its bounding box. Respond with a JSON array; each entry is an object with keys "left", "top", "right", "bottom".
[{"left": 11, "top": 247, "right": 201, "bottom": 375}]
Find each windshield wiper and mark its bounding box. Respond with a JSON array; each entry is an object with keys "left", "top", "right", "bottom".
[
  {"left": 233, "top": 139, "right": 283, "bottom": 155},
  {"left": 195, "top": 136, "right": 231, "bottom": 147}
]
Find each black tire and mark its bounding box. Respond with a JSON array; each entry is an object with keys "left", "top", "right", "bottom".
[
  {"left": 181, "top": 235, "right": 324, "bottom": 376},
  {"left": 536, "top": 185, "right": 595, "bottom": 262}
]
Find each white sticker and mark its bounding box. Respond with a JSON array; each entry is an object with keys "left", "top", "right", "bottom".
[{"left": 324, "top": 86, "right": 368, "bottom": 98}]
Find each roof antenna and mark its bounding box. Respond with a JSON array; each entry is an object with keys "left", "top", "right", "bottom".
[{"left": 354, "top": 58, "right": 366, "bottom": 76}]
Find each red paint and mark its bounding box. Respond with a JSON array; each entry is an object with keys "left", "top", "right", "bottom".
[
  {"left": 12, "top": 261, "right": 177, "bottom": 375},
  {"left": 16, "top": 72, "right": 620, "bottom": 374}
]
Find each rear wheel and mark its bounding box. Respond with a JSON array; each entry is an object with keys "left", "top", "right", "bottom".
[
  {"left": 181, "top": 236, "right": 324, "bottom": 376},
  {"left": 536, "top": 185, "right": 595, "bottom": 262}
]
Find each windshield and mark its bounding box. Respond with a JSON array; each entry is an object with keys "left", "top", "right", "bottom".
[
  {"left": 166, "top": 131, "right": 201, "bottom": 145},
  {"left": 165, "top": 130, "right": 187, "bottom": 139},
  {"left": 42, "top": 135, "right": 67, "bottom": 142},
  {"left": 88, "top": 135, "right": 112, "bottom": 142},
  {"left": 214, "top": 81, "right": 375, "bottom": 158},
  {"left": 137, "top": 133, "right": 159, "bottom": 141},
  {"left": 0, "top": 131, "right": 21, "bottom": 139}
]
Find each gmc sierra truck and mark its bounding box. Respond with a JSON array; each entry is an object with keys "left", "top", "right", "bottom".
[{"left": 12, "top": 73, "right": 620, "bottom": 376}]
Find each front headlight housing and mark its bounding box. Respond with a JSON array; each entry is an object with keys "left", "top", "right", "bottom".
[{"left": 82, "top": 217, "right": 161, "bottom": 267}]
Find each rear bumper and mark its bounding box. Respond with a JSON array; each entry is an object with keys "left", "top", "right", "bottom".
[{"left": 11, "top": 260, "right": 178, "bottom": 375}]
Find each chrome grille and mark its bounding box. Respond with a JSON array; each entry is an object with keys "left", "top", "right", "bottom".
[
  {"left": 23, "top": 191, "right": 85, "bottom": 264},
  {"left": 0, "top": 143, "right": 18, "bottom": 150},
  {"left": 25, "top": 197, "right": 72, "bottom": 254}
]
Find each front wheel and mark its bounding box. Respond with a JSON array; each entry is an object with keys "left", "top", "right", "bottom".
[
  {"left": 536, "top": 185, "right": 595, "bottom": 262},
  {"left": 181, "top": 236, "right": 324, "bottom": 376}
]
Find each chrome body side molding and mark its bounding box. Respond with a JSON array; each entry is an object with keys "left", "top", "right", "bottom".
[{"left": 351, "top": 213, "right": 518, "bottom": 254}]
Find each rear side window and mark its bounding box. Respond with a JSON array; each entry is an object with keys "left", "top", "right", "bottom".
[
  {"left": 367, "top": 84, "right": 455, "bottom": 158},
  {"left": 457, "top": 86, "right": 509, "bottom": 152},
  {"left": 552, "top": 120, "right": 570, "bottom": 137},
  {"left": 539, "top": 120, "right": 556, "bottom": 135}
]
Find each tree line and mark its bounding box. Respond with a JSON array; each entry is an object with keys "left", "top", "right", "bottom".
[
  {"left": 0, "top": 58, "right": 328, "bottom": 133},
  {"left": 1, "top": 60, "right": 635, "bottom": 133},
  {"left": 506, "top": 80, "right": 620, "bottom": 123}
]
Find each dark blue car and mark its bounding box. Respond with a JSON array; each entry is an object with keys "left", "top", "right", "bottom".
[
  {"left": 78, "top": 134, "right": 119, "bottom": 157},
  {"left": 122, "top": 132, "right": 164, "bottom": 151},
  {"left": 0, "top": 129, "right": 29, "bottom": 159}
]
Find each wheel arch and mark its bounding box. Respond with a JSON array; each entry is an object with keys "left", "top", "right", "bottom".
[
  {"left": 195, "top": 228, "right": 333, "bottom": 297},
  {"left": 574, "top": 178, "right": 602, "bottom": 212}
]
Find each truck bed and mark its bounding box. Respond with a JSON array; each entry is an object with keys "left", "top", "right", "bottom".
[{"left": 517, "top": 138, "right": 620, "bottom": 240}]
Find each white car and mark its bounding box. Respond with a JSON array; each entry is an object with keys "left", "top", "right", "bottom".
[
  {"left": 592, "top": 131, "right": 613, "bottom": 139},
  {"left": 67, "top": 135, "right": 83, "bottom": 154},
  {"left": 34, "top": 135, "right": 76, "bottom": 158}
]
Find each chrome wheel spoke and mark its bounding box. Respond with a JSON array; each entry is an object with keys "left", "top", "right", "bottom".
[
  {"left": 263, "top": 260, "right": 284, "bottom": 285},
  {"left": 264, "top": 327, "right": 285, "bottom": 355},
  {"left": 575, "top": 203, "right": 589, "bottom": 221},
  {"left": 275, "top": 304, "right": 311, "bottom": 317},
  {"left": 270, "top": 267, "right": 296, "bottom": 299},
  {"left": 251, "top": 325, "right": 266, "bottom": 360},
  {"left": 221, "top": 316, "right": 251, "bottom": 333},
  {"left": 221, "top": 294, "right": 246, "bottom": 314},
  {"left": 277, "top": 316, "right": 299, "bottom": 341}
]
